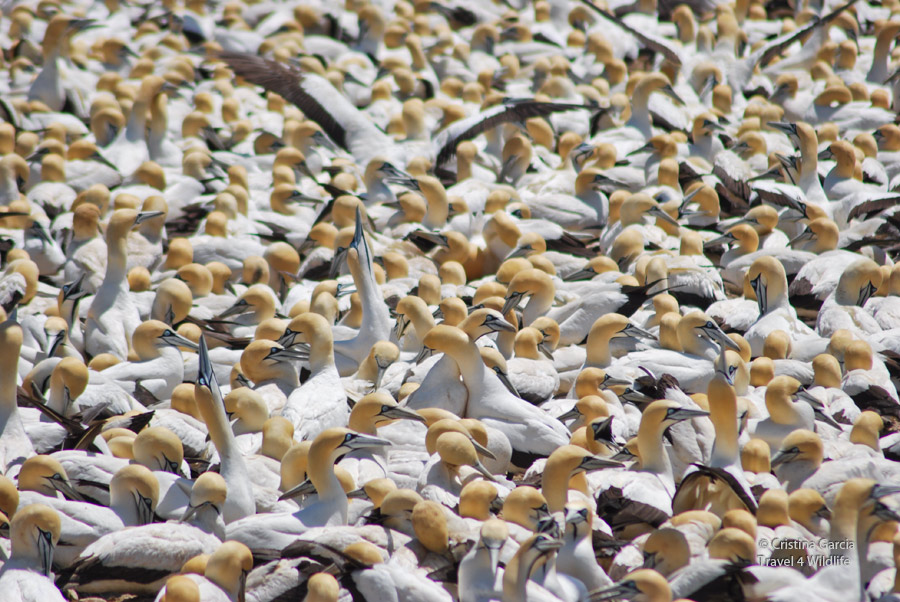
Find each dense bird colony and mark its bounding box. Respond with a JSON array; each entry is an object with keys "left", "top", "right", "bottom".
[{"left": 3, "top": 0, "right": 900, "bottom": 600}]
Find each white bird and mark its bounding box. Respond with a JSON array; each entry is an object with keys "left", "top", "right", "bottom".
[
  {"left": 0, "top": 504, "right": 65, "bottom": 602},
  {"left": 194, "top": 335, "right": 255, "bottom": 523},
  {"left": 0, "top": 309, "right": 35, "bottom": 475},
  {"left": 84, "top": 209, "right": 164, "bottom": 360},
  {"left": 279, "top": 313, "right": 350, "bottom": 442},
  {"left": 225, "top": 428, "right": 391, "bottom": 553},
  {"left": 420, "top": 325, "right": 571, "bottom": 458},
  {"left": 64, "top": 472, "right": 224, "bottom": 596}
]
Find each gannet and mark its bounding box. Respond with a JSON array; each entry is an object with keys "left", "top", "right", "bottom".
[
  {"left": 0, "top": 504, "right": 65, "bottom": 602},
  {"left": 226, "top": 428, "right": 391, "bottom": 552}
]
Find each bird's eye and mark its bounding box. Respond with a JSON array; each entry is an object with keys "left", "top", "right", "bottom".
[
  {"left": 706, "top": 321, "right": 715, "bottom": 329},
  {"left": 344, "top": 433, "right": 354, "bottom": 442}
]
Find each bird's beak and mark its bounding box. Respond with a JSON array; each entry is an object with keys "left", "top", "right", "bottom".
[
  {"left": 501, "top": 291, "right": 525, "bottom": 317},
  {"left": 648, "top": 206, "right": 679, "bottom": 227},
  {"left": 381, "top": 405, "right": 426, "bottom": 423},
  {"left": 414, "top": 346, "right": 434, "bottom": 364},
  {"left": 268, "top": 346, "right": 309, "bottom": 362},
  {"left": 37, "top": 528, "right": 54, "bottom": 577},
  {"left": 46, "top": 330, "right": 65, "bottom": 358},
  {"left": 217, "top": 300, "right": 250, "bottom": 319},
  {"left": 621, "top": 323, "right": 655, "bottom": 341},
  {"left": 135, "top": 210, "right": 164, "bottom": 225},
  {"left": 278, "top": 479, "right": 316, "bottom": 501},
  {"left": 669, "top": 407, "right": 710, "bottom": 421},
  {"left": 661, "top": 83, "right": 685, "bottom": 105},
  {"left": 771, "top": 447, "right": 799, "bottom": 468},
  {"left": 557, "top": 407, "right": 581, "bottom": 423},
  {"left": 160, "top": 330, "right": 200, "bottom": 351},
  {"left": 345, "top": 432, "right": 393, "bottom": 451}
]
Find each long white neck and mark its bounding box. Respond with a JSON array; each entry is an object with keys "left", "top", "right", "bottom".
[{"left": 102, "top": 231, "right": 129, "bottom": 290}]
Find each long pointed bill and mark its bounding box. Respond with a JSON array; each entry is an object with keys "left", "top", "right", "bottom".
[
  {"left": 135, "top": 210, "right": 165, "bottom": 225},
  {"left": 267, "top": 347, "right": 309, "bottom": 362},
  {"left": 557, "top": 407, "right": 581, "bottom": 422},
  {"left": 494, "top": 367, "right": 521, "bottom": 398},
  {"left": 278, "top": 479, "right": 316, "bottom": 501},
  {"left": 345, "top": 432, "right": 393, "bottom": 451},
  {"left": 414, "top": 346, "right": 434, "bottom": 364},
  {"left": 669, "top": 407, "right": 710, "bottom": 421},
  {"left": 46, "top": 330, "right": 65, "bottom": 358},
  {"left": 871, "top": 484, "right": 900, "bottom": 499},
  {"left": 701, "top": 323, "right": 740, "bottom": 351},
  {"left": 622, "top": 323, "right": 656, "bottom": 341},
  {"left": 49, "top": 474, "right": 84, "bottom": 502},
  {"left": 392, "top": 315, "right": 409, "bottom": 340},
  {"left": 751, "top": 274, "right": 767, "bottom": 315},
  {"left": 381, "top": 405, "right": 427, "bottom": 423},
  {"left": 621, "top": 387, "right": 653, "bottom": 405},
  {"left": 771, "top": 448, "right": 799, "bottom": 468},
  {"left": 470, "top": 438, "right": 497, "bottom": 460},
  {"left": 506, "top": 245, "right": 530, "bottom": 259},
  {"left": 350, "top": 207, "right": 365, "bottom": 252},
  {"left": 796, "top": 388, "right": 825, "bottom": 411},
  {"left": 538, "top": 341, "right": 554, "bottom": 359},
  {"left": 374, "top": 364, "right": 388, "bottom": 391},
  {"left": 161, "top": 330, "right": 200, "bottom": 351},
  {"left": 472, "top": 460, "right": 497, "bottom": 482},
  {"left": 37, "top": 528, "right": 54, "bottom": 577},
  {"left": 501, "top": 292, "right": 525, "bottom": 317},
  {"left": 661, "top": 83, "right": 685, "bottom": 105},
  {"left": 62, "top": 273, "right": 87, "bottom": 302},
  {"left": 138, "top": 493, "right": 155, "bottom": 525},
  {"left": 704, "top": 233, "right": 736, "bottom": 248},
  {"left": 580, "top": 456, "right": 624, "bottom": 471},
  {"left": 788, "top": 228, "right": 814, "bottom": 246},
  {"left": 858, "top": 281, "right": 878, "bottom": 307},
  {"left": 217, "top": 301, "right": 250, "bottom": 319},
  {"left": 602, "top": 374, "right": 632, "bottom": 388},
  {"left": 335, "top": 283, "right": 355, "bottom": 298},
  {"left": 648, "top": 206, "right": 679, "bottom": 227},
  {"left": 611, "top": 447, "right": 637, "bottom": 462},
  {"left": 277, "top": 329, "right": 296, "bottom": 347},
  {"left": 591, "top": 581, "right": 641, "bottom": 601},
  {"left": 196, "top": 335, "right": 224, "bottom": 407},
  {"left": 485, "top": 315, "right": 517, "bottom": 333},
  {"left": 180, "top": 501, "right": 204, "bottom": 523}
]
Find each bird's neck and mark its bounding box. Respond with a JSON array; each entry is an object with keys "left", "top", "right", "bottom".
[
  {"left": 307, "top": 451, "right": 345, "bottom": 506},
  {"left": 104, "top": 233, "right": 129, "bottom": 286},
  {"left": 637, "top": 423, "right": 673, "bottom": 477}
]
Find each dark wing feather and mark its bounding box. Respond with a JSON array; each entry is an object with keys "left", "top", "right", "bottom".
[
  {"left": 753, "top": 0, "right": 860, "bottom": 69},
  {"left": 576, "top": 0, "right": 682, "bottom": 67},
  {"left": 848, "top": 197, "right": 900, "bottom": 221},
  {"left": 435, "top": 101, "right": 590, "bottom": 165},
  {"left": 217, "top": 51, "right": 348, "bottom": 149}
]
